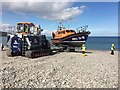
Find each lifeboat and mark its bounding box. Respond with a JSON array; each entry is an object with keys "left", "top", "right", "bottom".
[{"left": 51, "top": 23, "right": 91, "bottom": 47}]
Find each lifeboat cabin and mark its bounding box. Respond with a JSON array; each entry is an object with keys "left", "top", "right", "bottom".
[{"left": 52, "top": 29, "right": 76, "bottom": 39}]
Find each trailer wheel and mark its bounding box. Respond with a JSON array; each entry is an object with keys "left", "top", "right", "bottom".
[
  {"left": 66, "top": 47, "right": 75, "bottom": 52},
  {"left": 70, "top": 48, "right": 75, "bottom": 52},
  {"left": 62, "top": 46, "right": 67, "bottom": 51}
]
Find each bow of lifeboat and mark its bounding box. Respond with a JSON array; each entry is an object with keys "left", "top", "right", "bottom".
[{"left": 51, "top": 29, "right": 90, "bottom": 47}]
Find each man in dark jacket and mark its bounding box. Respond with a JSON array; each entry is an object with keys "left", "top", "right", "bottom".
[{"left": 1, "top": 43, "right": 4, "bottom": 51}]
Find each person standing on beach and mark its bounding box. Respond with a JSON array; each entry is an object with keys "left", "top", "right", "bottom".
[
  {"left": 1, "top": 43, "right": 4, "bottom": 51},
  {"left": 111, "top": 44, "right": 115, "bottom": 55},
  {"left": 81, "top": 44, "right": 86, "bottom": 56}
]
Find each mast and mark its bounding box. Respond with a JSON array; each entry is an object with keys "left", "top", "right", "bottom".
[
  {"left": 58, "top": 21, "right": 63, "bottom": 30},
  {"left": 58, "top": 20, "right": 65, "bottom": 30}
]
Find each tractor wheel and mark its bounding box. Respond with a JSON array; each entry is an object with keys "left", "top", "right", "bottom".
[
  {"left": 25, "top": 51, "right": 32, "bottom": 58},
  {"left": 6, "top": 49, "right": 13, "bottom": 57},
  {"left": 25, "top": 51, "right": 35, "bottom": 58}
]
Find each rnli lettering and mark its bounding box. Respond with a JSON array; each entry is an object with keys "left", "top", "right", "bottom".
[
  {"left": 13, "top": 46, "right": 18, "bottom": 48},
  {"left": 72, "top": 36, "right": 85, "bottom": 40},
  {"left": 72, "top": 38, "right": 78, "bottom": 40},
  {"left": 82, "top": 36, "right": 85, "bottom": 39},
  {"left": 78, "top": 37, "right": 81, "bottom": 39}
]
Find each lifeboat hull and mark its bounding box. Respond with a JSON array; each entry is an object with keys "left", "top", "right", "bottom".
[{"left": 51, "top": 33, "right": 90, "bottom": 47}]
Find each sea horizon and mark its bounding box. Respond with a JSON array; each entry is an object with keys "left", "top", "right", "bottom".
[{"left": 0, "top": 35, "right": 119, "bottom": 51}]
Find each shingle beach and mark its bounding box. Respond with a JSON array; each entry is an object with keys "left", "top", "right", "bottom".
[{"left": 0, "top": 50, "right": 118, "bottom": 88}]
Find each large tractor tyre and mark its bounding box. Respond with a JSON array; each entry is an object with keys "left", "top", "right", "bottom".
[
  {"left": 25, "top": 51, "right": 33, "bottom": 58},
  {"left": 25, "top": 51, "right": 36, "bottom": 58},
  {"left": 6, "top": 49, "right": 13, "bottom": 57}
]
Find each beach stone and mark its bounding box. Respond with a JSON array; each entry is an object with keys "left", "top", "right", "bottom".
[{"left": 1, "top": 50, "right": 118, "bottom": 88}]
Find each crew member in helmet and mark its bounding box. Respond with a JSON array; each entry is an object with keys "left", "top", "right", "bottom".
[
  {"left": 111, "top": 44, "right": 115, "bottom": 55},
  {"left": 81, "top": 43, "right": 86, "bottom": 56},
  {"left": 25, "top": 24, "right": 29, "bottom": 33}
]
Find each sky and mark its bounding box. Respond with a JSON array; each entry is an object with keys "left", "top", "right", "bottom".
[{"left": 1, "top": 1, "right": 118, "bottom": 36}]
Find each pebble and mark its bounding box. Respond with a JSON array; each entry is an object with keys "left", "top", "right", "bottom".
[{"left": 1, "top": 50, "right": 118, "bottom": 88}]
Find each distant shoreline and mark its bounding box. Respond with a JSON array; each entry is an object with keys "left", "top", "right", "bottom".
[
  {"left": 0, "top": 31, "right": 7, "bottom": 37},
  {"left": 0, "top": 36, "right": 118, "bottom": 51}
]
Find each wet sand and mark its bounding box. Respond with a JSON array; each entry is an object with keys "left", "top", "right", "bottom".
[{"left": 0, "top": 50, "right": 118, "bottom": 88}]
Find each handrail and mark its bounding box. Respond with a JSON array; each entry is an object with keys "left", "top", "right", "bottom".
[{"left": 77, "top": 25, "right": 88, "bottom": 33}]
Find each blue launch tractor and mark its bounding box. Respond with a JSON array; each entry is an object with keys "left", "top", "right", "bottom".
[{"left": 6, "top": 22, "right": 51, "bottom": 58}]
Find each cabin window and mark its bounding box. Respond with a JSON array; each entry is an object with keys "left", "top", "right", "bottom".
[
  {"left": 66, "top": 30, "right": 70, "bottom": 33},
  {"left": 70, "top": 30, "right": 75, "bottom": 32},
  {"left": 58, "top": 32, "right": 61, "bottom": 34},
  {"left": 62, "top": 31, "right": 65, "bottom": 34},
  {"left": 58, "top": 31, "right": 65, "bottom": 34}
]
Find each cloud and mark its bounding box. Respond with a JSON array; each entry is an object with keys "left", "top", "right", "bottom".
[
  {"left": 2, "top": 0, "right": 78, "bottom": 2},
  {"left": 2, "top": 1, "right": 86, "bottom": 21},
  {"left": 42, "top": 29, "right": 53, "bottom": 36},
  {"left": 1, "top": 24, "right": 11, "bottom": 31},
  {"left": 0, "top": 23, "right": 16, "bottom": 32}
]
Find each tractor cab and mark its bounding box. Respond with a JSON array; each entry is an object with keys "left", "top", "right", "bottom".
[
  {"left": 7, "top": 22, "right": 51, "bottom": 58},
  {"left": 17, "top": 22, "right": 43, "bottom": 35}
]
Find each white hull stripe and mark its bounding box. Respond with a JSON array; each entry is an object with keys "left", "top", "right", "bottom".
[{"left": 63, "top": 41, "right": 85, "bottom": 43}]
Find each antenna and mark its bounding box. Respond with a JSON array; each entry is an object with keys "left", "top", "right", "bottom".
[
  {"left": 58, "top": 20, "right": 65, "bottom": 30},
  {"left": 77, "top": 25, "right": 88, "bottom": 33}
]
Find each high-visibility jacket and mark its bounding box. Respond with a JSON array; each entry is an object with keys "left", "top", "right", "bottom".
[
  {"left": 111, "top": 46, "right": 115, "bottom": 50},
  {"left": 25, "top": 27, "right": 29, "bottom": 32},
  {"left": 82, "top": 46, "right": 86, "bottom": 51}
]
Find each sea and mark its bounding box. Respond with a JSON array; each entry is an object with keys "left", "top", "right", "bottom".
[{"left": 0, "top": 36, "right": 119, "bottom": 51}]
